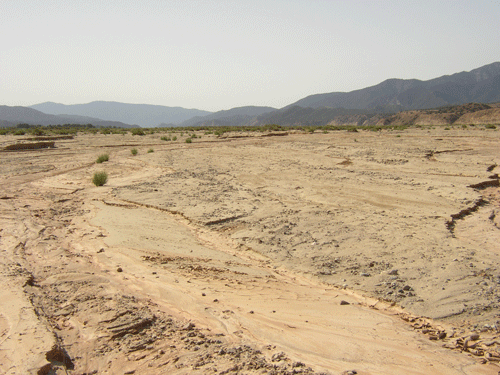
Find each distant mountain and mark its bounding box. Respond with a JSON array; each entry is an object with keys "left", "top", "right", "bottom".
[
  {"left": 30, "top": 101, "right": 212, "bottom": 127},
  {"left": 287, "top": 62, "right": 500, "bottom": 111},
  {"left": 0, "top": 106, "right": 134, "bottom": 128},
  {"left": 177, "top": 106, "right": 276, "bottom": 127},
  {"left": 253, "top": 106, "right": 376, "bottom": 127}
]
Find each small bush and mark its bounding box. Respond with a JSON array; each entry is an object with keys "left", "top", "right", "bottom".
[
  {"left": 92, "top": 171, "right": 108, "bottom": 186},
  {"left": 444, "top": 127, "right": 450, "bottom": 130},
  {"left": 485, "top": 124, "right": 497, "bottom": 129},
  {"left": 172, "top": 136, "right": 177, "bottom": 141},
  {"left": 131, "top": 148, "right": 138, "bottom": 155},
  {"left": 148, "top": 148, "right": 154, "bottom": 153},
  {"left": 131, "top": 128, "right": 145, "bottom": 136},
  {"left": 161, "top": 136, "right": 171, "bottom": 141},
  {"left": 185, "top": 138, "right": 192, "bottom": 143},
  {"left": 96, "top": 154, "right": 109, "bottom": 163}
]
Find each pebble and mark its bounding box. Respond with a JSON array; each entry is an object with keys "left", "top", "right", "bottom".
[
  {"left": 117, "top": 267, "right": 123, "bottom": 272},
  {"left": 360, "top": 272, "right": 370, "bottom": 277}
]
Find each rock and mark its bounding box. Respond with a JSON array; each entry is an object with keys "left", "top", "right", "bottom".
[
  {"left": 388, "top": 269, "right": 398, "bottom": 275},
  {"left": 340, "top": 300, "right": 350, "bottom": 305},
  {"left": 117, "top": 267, "right": 123, "bottom": 272},
  {"left": 271, "top": 352, "right": 287, "bottom": 362},
  {"left": 183, "top": 322, "right": 195, "bottom": 331},
  {"left": 438, "top": 332, "right": 447, "bottom": 340},
  {"left": 360, "top": 272, "right": 370, "bottom": 277}
]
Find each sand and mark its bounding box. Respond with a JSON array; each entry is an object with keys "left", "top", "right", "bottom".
[{"left": 0, "top": 127, "right": 499, "bottom": 374}]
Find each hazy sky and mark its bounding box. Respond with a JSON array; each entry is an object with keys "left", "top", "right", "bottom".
[{"left": 1, "top": 0, "right": 499, "bottom": 112}]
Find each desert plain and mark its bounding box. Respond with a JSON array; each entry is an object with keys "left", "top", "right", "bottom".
[{"left": 0, "top": 126, "right": 499, "bottom": 374}]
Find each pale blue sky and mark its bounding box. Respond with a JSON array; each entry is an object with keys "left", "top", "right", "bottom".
[{"left": 1, "top": 0, "right": 499, "bottom": 111}]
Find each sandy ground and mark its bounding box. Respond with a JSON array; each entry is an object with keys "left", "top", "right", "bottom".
[{"left": 0, "top": 127, "right": 499, "bottom": 374}]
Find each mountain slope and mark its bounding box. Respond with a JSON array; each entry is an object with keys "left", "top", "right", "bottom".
[
  {"left": 30, "top": 101, "right": 212, "bottom": 127},
  {"left": 177, "top": 106, "right": 276, "bottom": 127},
  {"left": 287, "top": 62, "right": 500, "bottom": 111}
]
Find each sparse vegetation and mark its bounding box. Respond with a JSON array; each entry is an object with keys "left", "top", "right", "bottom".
[
  {"left": 185, "top": 138, "right": 192, "bottom": 143},
  {"left": 96, "top": 154, "right": 109, "bottom": 163},
  {"left": 148, "top": 148, "right": 154, "bottom": 153},
  {"left": 92, "top": 171, "right": 108, "bottom": 186},
  {"left": 485, "top": 124, "right": 497, "bottom": 129},
  {"left": 161, "top": 136, "right": 171, "bottom": 141},
  {"left": 131, "top": 148, "right": 138, "bottom": 155},
  {"left": 172, "top": 136, "right": 177, "bottom": 141}
]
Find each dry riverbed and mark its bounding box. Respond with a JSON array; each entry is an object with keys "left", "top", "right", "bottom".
[{"left": 0, "top": 127, "right": 499, "bottom": 374}]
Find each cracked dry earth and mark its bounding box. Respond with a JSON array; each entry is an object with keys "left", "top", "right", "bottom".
[{"left": 0, "top": 128, "right": 499, "bottom": 374}]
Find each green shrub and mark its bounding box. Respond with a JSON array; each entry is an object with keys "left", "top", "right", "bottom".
[
  {"left": 96, "top": 154, "right": 109, "bottom": 163},
  {"left": 485, "top": 124, "right": 497, "bottom": 129},
  {"left": 148, "top": 148, "right": 154, "bottom": 153},
  {"left": 92, "top": 171, "right": 108, "bottom": 186},
  {"left": 185, "top": 138, "right": 192, "bottom": 143},
  {"left": 172, "top": 136, "right": 177, "bottom": 141},
  {"left": 444, "top": 127, "right": 450, "bottom": 130},
  {"left": 131, "top": 148, "right": 138, "bottom": 155},
  {"left": 131, "top": 128, "right": 145, "bottom": 136},
  {"left": 161, "top": 136, "right": 171, "bottom": 141},
  {"left": 14, "top": 129, "right": 25, "bottom": 135},
  {"left": 30, "top": 128, "right": 45, "bottom": 136}
]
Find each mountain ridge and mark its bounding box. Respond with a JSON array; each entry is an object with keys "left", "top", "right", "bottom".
[{"left": 286, "top": 61, "right": 500, "bottom": 111}]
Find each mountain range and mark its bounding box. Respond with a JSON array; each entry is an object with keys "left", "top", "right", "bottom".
[
  {"left": 1, "top": 61, "right": 499, "bottom": 128},
  {"left": 0, "top": 106, "right": 135, "bottom": 128},
  {"left": 285, "top": 62, "right": 500, "bottom": 111},
  {"left": 29, "top": 101, "right": 211, "bottom": 128}
]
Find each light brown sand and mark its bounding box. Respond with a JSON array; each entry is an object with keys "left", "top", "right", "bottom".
[{"left": 0, "top": 127, "right": 499, "bottom": 374}]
